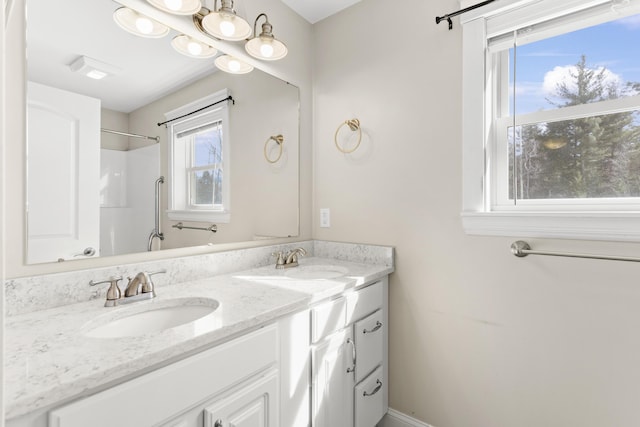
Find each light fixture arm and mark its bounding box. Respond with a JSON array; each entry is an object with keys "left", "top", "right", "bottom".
[{"left": 253, "top": 13, "right": 270, "bottom": 38}]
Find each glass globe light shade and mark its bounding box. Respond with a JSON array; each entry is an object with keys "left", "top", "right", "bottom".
[
  {"left": 113, "top": 7, "right": 169, "bottom": 38},
  {"left": 214, "top": 55, "right": 254, "bottom": 74}
]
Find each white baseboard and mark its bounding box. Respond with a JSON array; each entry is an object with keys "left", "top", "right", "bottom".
[{"left": 377, "top": 409, "right": 434, "bottom": 427}]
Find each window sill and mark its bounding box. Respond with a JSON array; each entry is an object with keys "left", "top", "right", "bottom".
[
  {"left": 461, "top": 211, "right": 640, "bottom": 242},
  {"left": 167, "top": 210, "right": 230, "bottom": 223}
]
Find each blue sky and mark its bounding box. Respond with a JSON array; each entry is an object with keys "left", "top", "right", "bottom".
[{"left": 510, "top": 12, "right": 640, "bottom": 115}]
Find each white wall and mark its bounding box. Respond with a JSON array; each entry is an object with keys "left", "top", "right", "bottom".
[
  {"left": 312, "top": 0, "right": 640, "bottom": 426},
  {"left": 3, "top": 0, "right": 312, "bottom": 278}
]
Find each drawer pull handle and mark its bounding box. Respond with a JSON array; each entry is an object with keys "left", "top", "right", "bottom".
[
  {"left": 363, "top": 321, "right": 383, "bottom": 334},
  {"left": 346, "top": 338, "right": 356, "bottom": 373},
  {"left": 363, "top": 379, "right": 383, "bottom": 397}
]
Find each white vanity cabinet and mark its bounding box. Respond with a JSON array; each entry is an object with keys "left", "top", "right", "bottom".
[
  {"left": 9, "top": 310, "right": 310, "bottom": 427},
  {"left": 48, "top": 325, "right": 280, "bottom": 427},
  {"left": 311, "top": 277, "right": 389, "bottom": 427},
  {"left": 6, "top": 271, "right": 389, "bottom": 427}
]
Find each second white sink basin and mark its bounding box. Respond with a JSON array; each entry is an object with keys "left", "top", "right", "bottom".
[
  {"left": 285, "top": 265, "right": 349, "bottom": 280},
  {"left": 84, "top": 297, "right": 220, "bottom": 339}
]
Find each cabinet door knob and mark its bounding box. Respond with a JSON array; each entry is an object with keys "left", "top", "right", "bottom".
[
  {"left": 214, "top": 420, "right": 223, "bottom": 427},
  {"left": 363, "top": 321, "right": 383, "bottom": 334},
  {"left": 363, "top": 379, "right": 383, "bottom": 397}
]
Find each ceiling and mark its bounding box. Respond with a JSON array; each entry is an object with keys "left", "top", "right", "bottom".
[{"left": 280, "top": 0, "right": 362, "bottom": 24}]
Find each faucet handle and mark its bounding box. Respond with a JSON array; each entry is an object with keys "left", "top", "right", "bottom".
[
  {"left": 148, "top": 269, "right": 167, "bottom": 277},
  {"left": 89, "top": 277, "right": 123, "bottom": 302},
  {"left": 272, "top": 251, "right": 285, "bottom": 268},
  {"left": 143, "top": 270, "right": 166, "bottom": 293}
]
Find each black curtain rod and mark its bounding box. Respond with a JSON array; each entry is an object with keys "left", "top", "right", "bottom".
[
  {"left": 436, "top": 0, "right": 496, "bottom": 30},
  {"left": 157, "top": 95, "right": 235, "bottom": 127}
]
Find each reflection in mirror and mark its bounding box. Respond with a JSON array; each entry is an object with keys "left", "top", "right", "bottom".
[{"left": 25, "top": 0, "right": 299, "bottom": 264}]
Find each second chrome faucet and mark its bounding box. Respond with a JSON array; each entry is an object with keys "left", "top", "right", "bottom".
[
  {"left": 273, "top": 247, "right": 307, "bottom": 269},
  {"left": 90, "top": 270, "right": 166, "bottom": 307}
]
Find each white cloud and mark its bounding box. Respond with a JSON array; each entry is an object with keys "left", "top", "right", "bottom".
[{"left": 542, "top": 65, "right": 623, "bottom": 97}]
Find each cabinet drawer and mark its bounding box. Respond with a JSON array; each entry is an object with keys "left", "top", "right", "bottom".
[
  {"left": 354, "top": 366, "right": 386, "bottom": 427},
  {"left": 346, "top": 281, "right": 382, "bottom": 324},
  {"left": 311, "top": 297, "right": 346, "bottom": 343},
  {"left": 354, "top": 309, "right": 384, "bottom": 383},
  {"left": 49, "top": 325, "right": 278, "bottom": 427}
]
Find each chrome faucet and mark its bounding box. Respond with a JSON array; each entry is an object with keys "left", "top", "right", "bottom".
[
  {"left": 90, "top": 270, "right": 166, "bottom": 307},
  {"left": 273, "top": 247, "right": 307, "bottom": 269}
]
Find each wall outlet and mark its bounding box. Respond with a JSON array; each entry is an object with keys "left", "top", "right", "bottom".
[{"left": 320, "top": 208, "right": 331, "bottom": 228}]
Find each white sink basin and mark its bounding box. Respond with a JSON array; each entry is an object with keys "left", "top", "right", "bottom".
[
  {"left": 84, "top": 297, "right": 220, "bottom": 338},
  {"left": 284, "top": 265, "right": 349, "bottom": 280}
]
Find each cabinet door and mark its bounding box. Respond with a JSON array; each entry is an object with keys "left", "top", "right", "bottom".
[
  {"left": 311, "top": 328, "right": 355, "bottom": 427},
  {"left": 204, "top": 370, "right": 278, "bottom": 427}
]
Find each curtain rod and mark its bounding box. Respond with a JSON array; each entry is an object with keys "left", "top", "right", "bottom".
[
  {"left": 101, "top": 128, "right": 159, "bottom": 143},
  {"left": 511, "top": 240, "right": 640, "bottom": 263},
  {"left": 436, "top": 0, "right": 496, "bottom": 30},
  {"left": 157, "top": 95, "right": 235, "bottom": 127}
]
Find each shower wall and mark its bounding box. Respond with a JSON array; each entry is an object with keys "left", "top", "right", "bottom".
[{"left": 100, "top": 144, "right": 160, "bottom": 257}]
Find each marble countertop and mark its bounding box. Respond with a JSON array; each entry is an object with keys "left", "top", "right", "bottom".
[{"left": 5, "top": 257, "right": 393, "bottom": 420}]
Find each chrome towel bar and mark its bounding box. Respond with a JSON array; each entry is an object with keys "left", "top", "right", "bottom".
[
  {"left": 511, "top": 240, "right": 640, "bottom": 263},
  {"left": 172, "top": 222, "right": 217, "bottom": 233}
]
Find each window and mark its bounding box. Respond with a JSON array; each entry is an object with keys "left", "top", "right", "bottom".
[
  {"left": 461, "top": 0, "right": 640, "bottom": 240},
  {"left": 166, "top": 90, "right": 231, "bottom": 222}
]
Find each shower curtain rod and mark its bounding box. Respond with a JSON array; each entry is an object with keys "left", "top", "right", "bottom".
[
  {"left": 157, "top": 95, "right": 235, "bottom": 127},
  {"left": 101, "top": 128, "right": 160, "bottom": 143},
  {"left": 436, "top": 0, "right": 496, "bottom": 30}
]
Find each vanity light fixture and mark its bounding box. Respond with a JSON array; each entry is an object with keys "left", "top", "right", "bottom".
[
  {"left": 245, "top": 13, "right": 287, "bottom": 61},
  {"left": 113, "top": 7, "right": 169, "bottom": 38},
  {"left": 214, "top": 55, "right": 253, "bottom": 74},
  {"left": 146, "top": 0, "right": 202, "bottom": 15},
  {"left": 69, "top": 56, "right": 122, "bottom": 80},
  {"left": 171, "top": 35, "right": 218, "bottom": 58},
  {"left": 201, "top": 0, "right": 252, "bottom": 41}
]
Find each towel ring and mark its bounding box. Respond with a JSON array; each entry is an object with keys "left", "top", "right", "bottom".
[
  {"left": 264, "top": 134, "right": 284, "bottom": 163},
  {"left": 334, "top": 119, "right": 362, "bottom": 154}
]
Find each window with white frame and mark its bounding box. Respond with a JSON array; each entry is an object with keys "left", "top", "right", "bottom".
[
  {"left": 461, "top": 0, "right": 640, "bottom": 240},
  {"left": 166, "top": 90, "right": 231, "bottom": 222}
]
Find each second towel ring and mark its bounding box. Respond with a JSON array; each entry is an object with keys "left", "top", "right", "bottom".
[
  {"left": 264, "top": 134, "right": 284, "bottom": 163},
  {"left": 335, "top": 119, "right": 362, "bottom": 154}
]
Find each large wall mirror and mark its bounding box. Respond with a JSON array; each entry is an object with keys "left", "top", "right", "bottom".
[{"left": 25, "top": 0, "right": 299, "bottom": 264}]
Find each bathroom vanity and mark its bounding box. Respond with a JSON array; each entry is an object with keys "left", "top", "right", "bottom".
[{"left": 5, "top": 241, "right": 393, "bottom": 427}]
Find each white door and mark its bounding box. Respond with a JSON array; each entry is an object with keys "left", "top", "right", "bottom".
[
  {"left": 27, "top": 82, "right": 100, "bottom": 263},
  {"left": 204, "top": 370, "right": 279, "bottom": 427},
  {"left": 312, "top": 328, "right": 355, "bottom": 427}
]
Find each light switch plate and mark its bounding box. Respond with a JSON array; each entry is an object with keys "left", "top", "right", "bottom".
[{"left": 320, "top": 208, "right": 330, "bottom": 228}]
